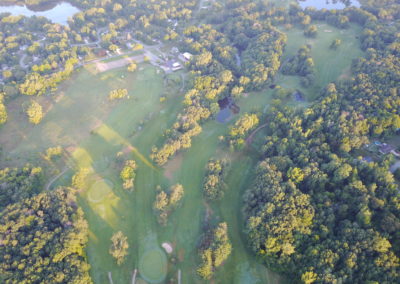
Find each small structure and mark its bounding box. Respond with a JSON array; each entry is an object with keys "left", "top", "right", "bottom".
[
  {"left": 182, "top": 52, "right": 193, "bottom": 61},
  {"left": 379, "top": 143, "right": 395, "bottom": 155},
  {"left": 171, "top": 47, "right": 179, "bottom": 54},
  {"left": 391, "top": 150, "right": 400, "bottom": 157},
  {"left": 167, "top": 60, "right": 182, "bottom": 71}
]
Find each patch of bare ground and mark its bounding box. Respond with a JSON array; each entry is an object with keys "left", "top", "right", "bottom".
[
  {"left": 338, "top": 67, "right": 352, "bottom": 81},
  {"left": 163, "top": 153, "right": 183, "bottom": 180},
  {"left": 95, "top": 55, "right": 144, "bottom": 73}
]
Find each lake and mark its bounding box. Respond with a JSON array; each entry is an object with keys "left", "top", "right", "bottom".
[
  {"left": 0, "top": 2, "right": 80, "bottom": 25},
  {"left": 298, "top": 0, "right": 361, "bottom": 10}
]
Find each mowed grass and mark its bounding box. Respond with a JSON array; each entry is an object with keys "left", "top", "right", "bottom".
[{"left": 279, "top": 22, "right": 364, "bottom": 99}]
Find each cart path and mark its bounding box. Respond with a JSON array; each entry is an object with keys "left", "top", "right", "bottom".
[{"left": 45, "top": 166, "right": 69, "bottom": 191}]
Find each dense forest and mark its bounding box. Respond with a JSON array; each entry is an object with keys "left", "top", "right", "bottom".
[
  {"left": 242, "top": 1, "right": 400, "bottom": 283},
  {"left": 0, "top": 186, "right": 91, "bottom": 283},
  {"left": 0, "top": 0, "right": 398, "bottom": 283}
]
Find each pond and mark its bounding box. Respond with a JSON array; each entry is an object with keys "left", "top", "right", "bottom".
[
  {"left": 216, "top": 107, "right": 233, "bottom": 124},
  {"left": 0, "top": 2, "right": 80, "bottom": 25},
  {"left": 298, "top": 0, "right": 361, "bottom": 10}
]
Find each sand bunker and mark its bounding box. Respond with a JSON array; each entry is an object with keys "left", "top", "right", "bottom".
[{"left": 162, "top": 242, "right": 173, "bottom": 254}]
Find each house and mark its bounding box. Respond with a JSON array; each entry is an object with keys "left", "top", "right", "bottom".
[
  {"left": 391, "top": 150, "right": 400, "bottom": 157},
  {"left": 166, "top": 60, "right": 182, "bottom": 71},
  {"left": 379, "top": 143, "right": 395, "bottom": 155},
  {"left": 171, "top": 62, "right": 182, "bottom": 71},
  {"left": 182, "top": 52, "right": 193, "bottom": 61}
]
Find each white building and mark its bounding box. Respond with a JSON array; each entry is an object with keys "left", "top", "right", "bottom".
[
  {"left": 171, "top": 62, "right": 182, "bottom": 71},
  {"left": 182, "top": 52, "right": 193, "bottom": 61}
]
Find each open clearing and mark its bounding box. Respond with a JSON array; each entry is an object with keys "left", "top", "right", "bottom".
[{"left": 279, "top": 22, "right": 364, "bottom": 99}]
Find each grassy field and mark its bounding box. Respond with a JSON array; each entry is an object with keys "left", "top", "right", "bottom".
[{"left": 278, "top": 22, "right": 364, "bottom": 99}]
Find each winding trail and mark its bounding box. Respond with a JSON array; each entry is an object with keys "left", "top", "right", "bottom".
[
  {"left": 245, "top": 123, "right": 268, "bottom": 146},
  {"left": 45, "top": 166, "right": 69, "bottom": 191}
]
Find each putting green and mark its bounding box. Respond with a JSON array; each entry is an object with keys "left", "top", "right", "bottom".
[
  {"left": 139, "top": 249, "right": 167, "bottom": 283},
  {"left": 87, "top": 179, "right": 113, "bottom": 203}
]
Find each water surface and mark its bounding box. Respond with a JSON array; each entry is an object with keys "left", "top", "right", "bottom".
[
  {"left": 298, "top": 0, "right": 360, "bottom": 10},
  {"left": 0, "top": 2, "right": 80, "bottom": 25}
]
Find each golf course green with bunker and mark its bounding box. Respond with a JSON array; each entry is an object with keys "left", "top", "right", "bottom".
[{"left": 139, "top": 248, "right": 168, "bottom": 283}]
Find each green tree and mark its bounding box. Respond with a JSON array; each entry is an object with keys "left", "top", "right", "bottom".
[
  {"left": 127, "top": 62, "right": 137, "bottom": 72},
  {"left": 71, "top": 168, "right": 89, "bottom": 190},
  {"left": 109, "top": 231, "right": 129, "bottom": 265},
  {"left": 0, "top": 94, "right": 7, "bottom": 124},
  {"left": 26, "top": 101, "right": 43, "bottom": 124}
]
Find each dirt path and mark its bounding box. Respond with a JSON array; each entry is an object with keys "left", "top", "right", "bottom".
[
  {"left": 245, "top": 123, "right": 268, "bottom": 145},
  {"left": 45, "top": 166, "right": 69, "bottom": 191},
  {"left": 163, "top": 153, "right": 183, "bottom": 180}
]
